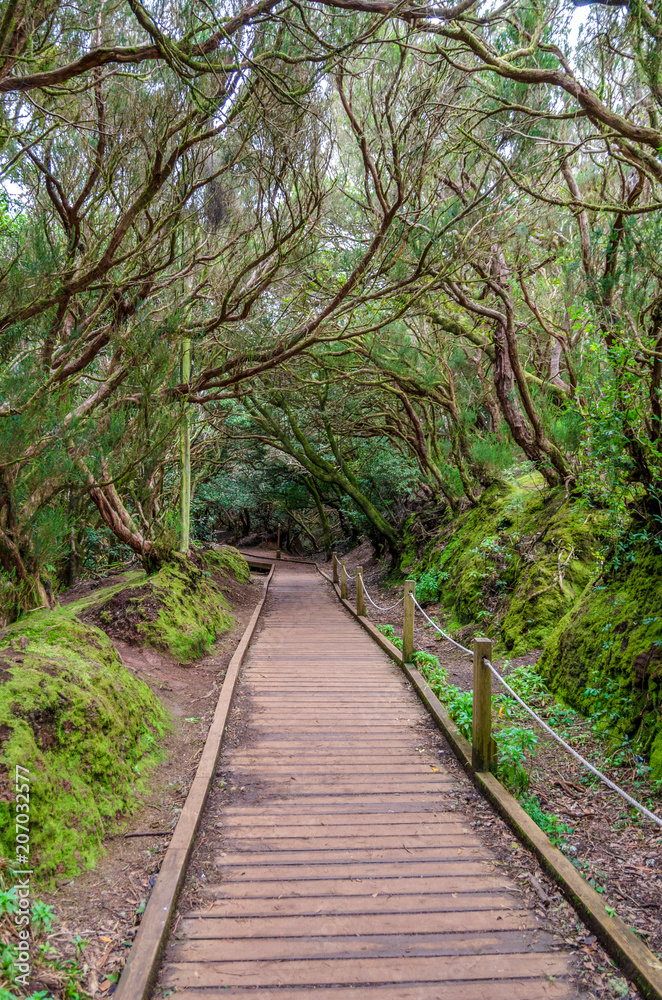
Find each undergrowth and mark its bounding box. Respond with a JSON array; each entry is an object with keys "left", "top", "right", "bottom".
[
  {"left": 0, "top": 865, "right": 88, "bottom": 999},
  {"left": 374, "top": 623, "right": 621, "bottom": 850}
]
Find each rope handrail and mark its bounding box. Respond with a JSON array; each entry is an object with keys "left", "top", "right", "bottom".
[
  {"left": 485, "top": 658, "right": 662, "bottom": 829},
  {"left": 411, "top": 594, "right": 472, "bottom": 656},
  {"left": 361, "top": 579, "right": 405, "bottom": 612},
  {"left": 408, "top": 593, "right": 662, "bottom": 829}
]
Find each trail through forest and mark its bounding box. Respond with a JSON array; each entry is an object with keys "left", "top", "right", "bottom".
[{"left": 2, "top": 0, "right": 662, "bottom": 997}]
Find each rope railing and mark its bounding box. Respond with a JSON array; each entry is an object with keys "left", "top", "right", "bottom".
[
  {"left": 362, "top": 578, "right": 405, "bottom": 612},
  {"left": 408, "top": 592, "right": 662, "bottom": 829},
  {"left": 412, "top": 595, "right": 472, "bottom": 656},
  {"left": 484, "top": 657, "right": 662, "bottom": 829},
  {"left": 329, "top": 552, "right": 662, "bottom": 830}
]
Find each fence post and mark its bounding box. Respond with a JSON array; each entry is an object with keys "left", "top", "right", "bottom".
[
  {"left": 356, "top": 567, "right": 366, "bottom": 616},
  {"left": 276, "top": 525, "right": 281, "bottom": 560},
  {"left": 472, "top": 637, "right": 495, "bottom": 773},
  {"left": 402, "top": 580, "right": 415, "bottom": 663},
  {"left": 332, "top": 553, "right": 339, "bottom": 585},
  {"left": 340, "top": 562, "right": 348, "bottom": 600}
]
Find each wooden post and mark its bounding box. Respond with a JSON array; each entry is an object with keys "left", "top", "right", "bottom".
[
  {"left": 402, "top": 580, "right": 415, "bottom": 663},
  {"left": 276, "top": 525, "right": 281, "bottom": 560},
  {"left": 340, "top": 562, "right": 348, "bottom": 600},
  {"left": 332, "top": 553, "right": 339, "bottom": 584},
  {"left": 356, "top": 567, "right": 366, "bottom": 616},
  {"left": 472, "top": 637, "right": 495, "bottom": 773}
]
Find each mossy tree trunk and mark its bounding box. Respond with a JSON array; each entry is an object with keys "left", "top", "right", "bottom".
[
  {"left": 179, "top": 336, "right": 192, "bottom": 555},
  {"left": 306, "top": 478, "right": 333, "bottom": 558}
]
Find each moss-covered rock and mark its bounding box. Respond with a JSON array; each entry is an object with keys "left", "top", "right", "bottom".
[
  {"left": 539, "top": 547, "right": 662, "bottom": 777},
  {"left": 86, "top": 547, "right": 251, "bottom": 662},
  {"left": 202, "top": 545, "right": 252, "bottom": 584},
  {"left": 135, "top": 561, "right": 234, "bottom": 662},
  {"left": 0, "top": 612, "right": 169, "bottom": 878},
  {"left": 403, "top": 479, "right": 604, "bottom": 654}
]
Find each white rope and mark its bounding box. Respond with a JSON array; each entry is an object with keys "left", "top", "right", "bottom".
[
  {"left": 362, "top": 580, "right": 405, "bottom": 612},
  {"left": 484, "top": 659, "right": 662, "bottom": 829},
  {"left": 408, "top": 592, "right": 662, "bottom": 829},
  {"left": 411, "top": 594, "right": 473, "bottom": 656}
]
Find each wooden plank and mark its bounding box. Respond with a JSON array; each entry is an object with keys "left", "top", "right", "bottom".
[
  {"left": 218, "top": 803, "right": 462, "bottom": 816},
  {"left": 223, "top": 795, "right": 462, "bottom": 807},
  {"left": 216, "top": 847, "right": 488, "bottom": 863},
  {"left": 218, "top": 822, "right": 466, "bottom": 837},
  {"left": 216, "top": 836, "right": 473, "bottom": 851},
  {"left": 201, "top": 875, "right": 512, "bottom": 898},
  {"left": 218, "top": 777, "right": 456, "bottom": 798},
  {"left": 113, "top": 567, "right": 275, "bottom": 1000},
  {"left": 169, "top": 928, "right": 551, "bottom": 962},
  {"left": 161, "top": 952, "right": 572, "bottom": 989},
  {"left": 161, "top": 981, "right": 574, "bottom": 1000},
  {"left": 177, "top": 909, "right": 538, "bottom": 939},
  {"left": 216, "top": 811, "right": 464, "bottom": 825},
  {"left": 186, "top": 892, "right": 522, "bottom": 918},
  {"left": 222, "top": 765, "right": 445, "bottom": 775},
  {"left": 214, "top": 861, "right": 494, "bottom": 880}
]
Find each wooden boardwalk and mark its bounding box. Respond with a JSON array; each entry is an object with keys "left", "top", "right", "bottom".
[{"left": 157, "top": 564, "right": 576, "bottom": 999}]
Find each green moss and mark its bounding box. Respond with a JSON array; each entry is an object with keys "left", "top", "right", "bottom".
[
  {"left": 201, "top": 545, "right": 252, "bottom": 584},
  {"left": 539, "top": 547, "right": 662, "bottom": 776},
  {"left": 85, "top": 549, "right": 251, "bottom": 663},
  {"left": 500, "top": 495, "right": 599, "bottom": 654},
  {"left": 402, "top": 482, "right": 604, "bottom": 654},
  {"left": 0, "top": 615, "right": 169, "bottom": 879},
  {"left": 136, "top": 561, "right": 234, "bottom": 662}
]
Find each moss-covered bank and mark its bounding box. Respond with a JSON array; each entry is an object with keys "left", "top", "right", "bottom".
[
  {"left": 0, "top": 546, "right": 252, "bottom": 877},
  {"left": 403, "top": 482, "right": 662, "bottom": 776},
  {"left": 539, "top": 548, "right": 662, "bottom": 777},
  {"left": 403, "top": 478, "right": 604, "bottom": 654},
  {"left": 0, "top": 610, "right": 168, "bottom": 877},
  {"left": 87, "top": 545, "right": 250, "bottom": 662}
]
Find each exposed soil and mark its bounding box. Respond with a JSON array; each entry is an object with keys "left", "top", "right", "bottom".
[
  {"left": 36, "top": 568, "right": 264, "bottom": 998},
  {"left": 58, "top": 574, "right": 137, "bottom": 608},
  {"left": 346, "top": 559, "right": 662, "bottom": 994},
  {"left": 81, "top": 583, "right": 159, "bottom": 647}
]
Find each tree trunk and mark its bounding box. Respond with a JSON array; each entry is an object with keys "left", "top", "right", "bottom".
[
  {"left": 179, "top": 336, "right": 192, "bottom": 554},
  {"left": 306, "top": 479, "right": 333, "bottom": 558}
]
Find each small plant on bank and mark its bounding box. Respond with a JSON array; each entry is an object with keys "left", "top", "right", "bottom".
[
  {"left": 519, "top": 794, "right": 574, "bottom": 848},
  {"left": 493, "top": 662, "right": 552, "bottom": 720},
  {"left": 494, "top": 726, "right": 538, "bottom": 794},
  {"left": 414, "top": 570, "right": 449, "bottom": 604},
  {"left": 375, "top": 623, "right": 403, "bottom": 650}
]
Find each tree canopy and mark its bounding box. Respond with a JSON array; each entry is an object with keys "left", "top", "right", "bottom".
[{"left": 2, "top": 0, "right": 662, "bottom": 619}]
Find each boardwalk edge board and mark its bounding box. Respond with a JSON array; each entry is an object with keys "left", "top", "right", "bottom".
[
  {"left": 114, "top": 564, "right": 275, "bottom": 1000},
  {"left": 316, "top": 565, "right": 662, "bottom": 1000}
]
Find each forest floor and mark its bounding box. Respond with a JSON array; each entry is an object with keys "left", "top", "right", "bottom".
[
  {"left": 332, "top": 543, "right": 662, "bottom": 1000},
  {"left": 34, "top": 566, "right": 264, "bottom": 999}
]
